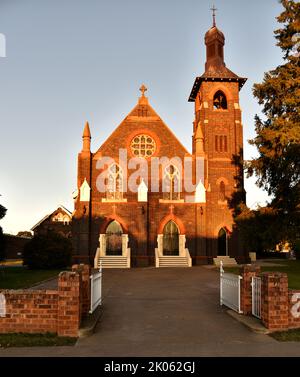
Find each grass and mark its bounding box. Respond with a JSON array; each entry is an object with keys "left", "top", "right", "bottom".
[
  {"left": 0, "top": 333, "right": 77, "bottom": 348},
  {"left": 270, "top": 328, "right": 300, "bottom": 342},
  {"left": 224, "top": 260, "right": 300, "bottom": 289},
  {"left": 0, "top": 266, "right": 64, "bottom": 289}
]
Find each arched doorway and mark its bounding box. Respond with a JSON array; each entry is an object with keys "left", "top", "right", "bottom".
[
  {"left": 163, "top": 220, "right": 179, "bottom": 256},
  {"left": 218, "top": 228, "right": 228, "bottom": 256},
  {"left": 106, "top": 221, "right": 123, "bottom": 256}
]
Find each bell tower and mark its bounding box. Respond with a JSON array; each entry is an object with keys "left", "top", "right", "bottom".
[{"left": 189, "top": 9, "right": 247, "bottom": 258}]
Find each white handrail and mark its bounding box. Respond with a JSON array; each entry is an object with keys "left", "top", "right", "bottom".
[
  {"left": 94, "top": 247, "right": 100, "bottom": 268},
  {"left": 89, "top": 260, "right": 103, "bottom": 313}
]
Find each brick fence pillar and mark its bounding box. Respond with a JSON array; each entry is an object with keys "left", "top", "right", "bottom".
[
  {"left": 72, "top": 264, "right": 91, "bottom": 318},
  {"left": 72, "top": 264, "right": 91, "bottom": 317},
  {"left": 57, "top": 271, "right": 81, "bottom": 337},
  {"left": 261, "top": 272, "right": 289, "bottom": 331},
  {"left": 239, "top": 264, "right": 261, "bottom": 315}
]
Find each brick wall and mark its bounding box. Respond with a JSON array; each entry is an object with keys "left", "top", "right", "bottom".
[
  {"left": 0, "top": 265, "right": 91, "bottom": 337},
  {"left": 0, "top": 290, "right": 58, "bottom": 334},
  {"left": 260, "top": 272, "right": 289, "bottom": 331}
]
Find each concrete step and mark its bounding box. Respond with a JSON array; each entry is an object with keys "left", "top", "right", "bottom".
[
  {"left": 159, "top": 256, "right": 189, "bottom": 267},
  {"left": 97, "top": 256, "right": 128, "bottom": 269}
]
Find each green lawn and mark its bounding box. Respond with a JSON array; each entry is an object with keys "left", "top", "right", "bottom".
[
  {"left": 225, "top": 260, "right": 300, "bottom": 289},
  {"left": 0, "top": 266, "right": 63, "bottom": 289},
  {"left": 270, "top": 328, "right": 300, "bottom": 342},
  {"left": 0, "top": 333, "right": 77, "bottom": 348}
]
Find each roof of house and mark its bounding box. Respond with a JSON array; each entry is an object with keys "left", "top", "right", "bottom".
[{"left": 31, "top": 205, "right": 72, "bottom": 231}]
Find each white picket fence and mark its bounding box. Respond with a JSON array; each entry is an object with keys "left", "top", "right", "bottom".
[
  {"left": 90, "top": 262, "right": 103, "bottom": 314},
  {"left": 220, "top": 261, "right": 243, "bottom": 314},
  {"left": 251, "top": 276, "right": 262, "bottom": 319}
]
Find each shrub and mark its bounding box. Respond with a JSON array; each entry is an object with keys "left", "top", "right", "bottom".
[
  {"left": 23, "top": 232, "right": 72, "bottom": 269},
  {"left": 294, "top": 240, "right": 300, "bottom": 260},
  {"left": 0, "top": 227, "right": 6, "bottom": 262}
]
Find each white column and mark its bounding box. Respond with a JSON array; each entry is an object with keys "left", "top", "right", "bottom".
[
  {"left": 179, "top": 235, "right": 186, "bottom": 257},
  {"left": 122, "top": 234, "right": 129, "bottom": 257},
  {"left": 99, "top": 234, "right": 106, "bottom": 257},
  {"left": 157, "top": 234, "right": 163, "bottom": 257}
]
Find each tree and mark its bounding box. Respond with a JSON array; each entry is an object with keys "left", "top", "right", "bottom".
[
  {"left": 0, "top": 203, "right": 7, "bottom": 262},
  {"left": 23, "top": 232, "right": 72, "bottom": 269},
  {"left": 17, "top": 231, "right": 33, "bottom": 238},
  {"left": 248, "top": 0, "right": 300, "bottom": 244}
]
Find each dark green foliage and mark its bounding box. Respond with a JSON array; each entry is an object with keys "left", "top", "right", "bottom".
[
  {"left": 294, "top": 239, "right": 300, "bottom": 260},
  {"left": 235, "top": 205, "right": 282, "bottom": 254},
  {"left": 249, "top": 1, "right": 300, "bottom": 214},
  {"left": 245, "top": 0, "right": 300, "bottom": 247},
  {"left": 0, "top": 227, "right": 6, "bottom": 262},
  {"left": 0, "top": 204, "right": 7, "bottom": 262},
  {"left": 23, "top": 232, "right": 72, "bottom": 269},
  {"left": 0, "top": 204, "right": 6, "bottom": 220}
]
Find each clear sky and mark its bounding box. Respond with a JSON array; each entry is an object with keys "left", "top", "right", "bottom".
[{"left": 0, "top": 0, "right": 284, "bottom": 234}]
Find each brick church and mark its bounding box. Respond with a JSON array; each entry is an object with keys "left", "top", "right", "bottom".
[{"left": 72, "top": 15, "right": 248, "bottom": 268}]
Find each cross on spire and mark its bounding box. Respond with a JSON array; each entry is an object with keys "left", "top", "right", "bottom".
[
  {"left": 139, "top": 84, "right": 147, "bottom": 97},
  {"left": 210, "top": 5, "right": 217, "bottom": 27}
]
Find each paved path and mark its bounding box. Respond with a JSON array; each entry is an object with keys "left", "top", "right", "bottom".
[{"left": 1, "top": 267, "right": 300, "bottom": 356}]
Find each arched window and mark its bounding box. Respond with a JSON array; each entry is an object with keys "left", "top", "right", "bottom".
[
  {"left": 219, "top": 181, "right": 226, "bottom": 201},
  {"left": 213, "top": 91, "right": 227, "bottom": 110},
  {"left": 218, "top": 228, "right": 227, "bottom": 256},
  {"left": 106, "top": 163, "right": 123, "bottom": 200},
  {"left": 163, "top": 164, "right": 181, "bottom": 200},
  {"left": 163, "top": 220, "right": 179, "bottom": 256},
  {"left": 106, "top": 221, "right": 123, "bottom": 256}
]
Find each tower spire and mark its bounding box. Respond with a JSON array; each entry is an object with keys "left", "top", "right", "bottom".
[
  {"left": 82, "top": 121, "right": 91, "bottom": 152},
  {"left": 210, "top": 5, "right": 217, "bottom": 27}
]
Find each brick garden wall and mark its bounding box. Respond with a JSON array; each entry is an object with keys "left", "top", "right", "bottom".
[
  {"left": 239, "top": 266, "right": 300, "bottom": 332},
  {"left": 0, "top": 264, "right": 91, "bottom": 337},
  {"left": 0, "top": 290, "right": 59, "bottom": 334}
]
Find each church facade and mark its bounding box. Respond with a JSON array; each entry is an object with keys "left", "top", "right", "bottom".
[{"left": 72, "top": 18, "right": 249, "bottom": 268}]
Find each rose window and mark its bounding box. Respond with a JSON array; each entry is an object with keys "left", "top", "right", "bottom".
[{"left": 130, "top": 134, "right": 156, "bottom": 157}]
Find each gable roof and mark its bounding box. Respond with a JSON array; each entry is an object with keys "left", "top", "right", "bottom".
[
  {"left": 31, "top": 205, "right": 72, "bottom": 231},
  {"left": 93, "top": 91, "right": 190, "bottom": 157}
]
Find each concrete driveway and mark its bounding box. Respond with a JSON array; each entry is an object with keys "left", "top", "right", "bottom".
[{"left": 1, "top": 266, "right": 300, "bottom": 356}]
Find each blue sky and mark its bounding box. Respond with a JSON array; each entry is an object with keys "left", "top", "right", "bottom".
[{"left": 0, "top": 0, "right": 284, "bottom": 234}]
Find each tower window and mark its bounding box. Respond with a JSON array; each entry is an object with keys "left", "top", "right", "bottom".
[
  {"left": 215, "top": 135, "right": 228, "bottom": 152},
  {"left": 219, "top": 181, "right": 226, "bottom": 201},
  {"left": 213, "top": 91, "right": 227, "bottom": 110}
]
